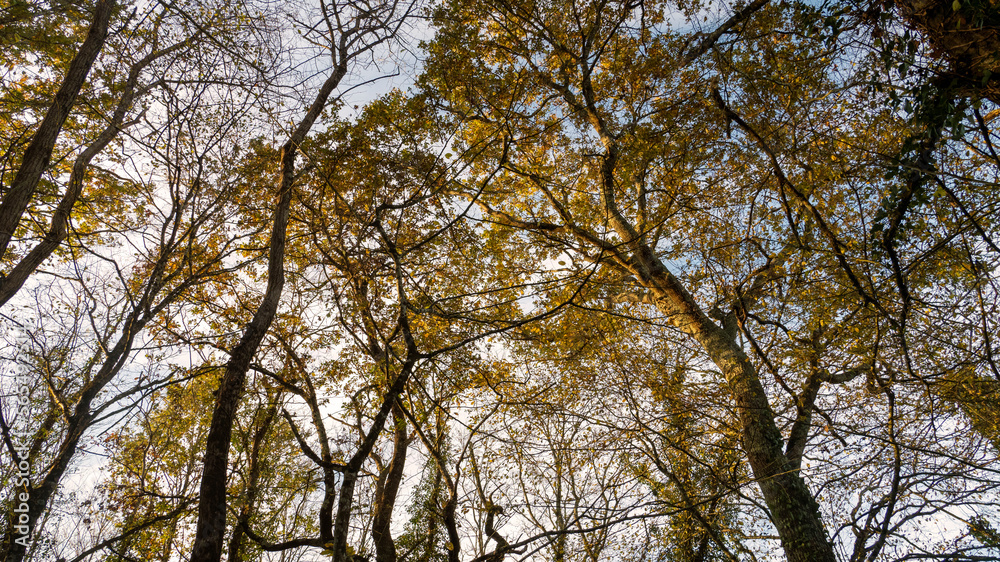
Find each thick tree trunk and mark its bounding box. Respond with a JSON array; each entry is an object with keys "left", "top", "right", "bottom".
[
  {"left": 0, "top": 0, "right": 116, "bottom": 262},
  {"left": 579, "top": 88, "right": 836, "bottom": 560},
  {"left": 188, "top": 149, "right": 292, "bottom": 562},
  {"left": 644, "top": 263, "right": 836, "bottom": 562},
  {"left": 518, "top": 12, "right": 835, "bottom": 557},
  {"left": 581, "top": 140, "right": 836, "bottom": 562},
  {"left": 319, "top": 464, "right": 337, "bottom": 543}
]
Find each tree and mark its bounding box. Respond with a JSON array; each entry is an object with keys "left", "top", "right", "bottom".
[
  {"left": 0, "top": 83, "right": 262, "bottom": 560},
  {"left": 185, "top": 0, "right": 422, "bottom": 558},
  {"left": 417, "top": 0, "right": 1000, "bottom": 560},
  {"left": 1, "top": 2, "right": 287, "bottom": 557},
  {"left": 3, "top": 0, "right": 1000, "bottom": 560},
  {"left": 418, "top": 0, "right": 844, "bottom": 559}
]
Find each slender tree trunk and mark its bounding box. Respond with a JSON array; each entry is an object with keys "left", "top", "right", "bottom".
[
  {"left": 227, "top": 402, "right": 277, "bottom": 562},
  {"left": 372, "top": 404, "right": 408, "bottom": 562},
  {"left": 330, "top": 357, "right": 417, "bottom": 562},
  {"left": 319, "top": 464, "right": 337, "bottom": 543},
  {"left": 0, "top": 0, "right": 116, "bottom": 261},
  {"left": 1, "top": 309, "right": 147, "bottom": 562},
  {"left": 401, "top": 399, "right": 461, "bottom": 562},
  {"left": 425, "top": 468, "right": 443, "bottom": 560},
  {"left": 188, "top": 61, "right": 347, "bottom": 562}
]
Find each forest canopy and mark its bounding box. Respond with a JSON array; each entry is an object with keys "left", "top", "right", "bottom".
[{"left": 1, "top": 0, "right": 999, "bottom": 560}]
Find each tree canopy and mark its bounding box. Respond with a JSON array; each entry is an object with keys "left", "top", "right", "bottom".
[{"left": 1, "top": 0, "right": 999, "bottom": 561}]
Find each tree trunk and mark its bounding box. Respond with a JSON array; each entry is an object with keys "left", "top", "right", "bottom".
[
  {"left": 644, "top": 262, "right": 836, "bottom": 562},
  {"left": 582, "top": 91, "right": 836, "bottom": 560},
  {"left": 227, "top": 402, "right": 277, "bottom": 562},
  {"left": 372, "top": 404, "right": 408, "bottom": 562},
  {"left": 0, "top": 0, "right": 116, "bottom": 262},
  {"left": 188, "top": 61, "right": 347, "bottom": 562},
  {"left": 330, "top": 358, "right": 417, "bottom": 562}
]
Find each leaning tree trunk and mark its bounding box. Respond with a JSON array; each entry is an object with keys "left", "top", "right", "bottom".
[
  {"left": 614, "top": 232, "right": 837, "bottom": 562},
  {"left": 0, "top": 0, "right": 116, "bottom": 262},
  {"left": 526, "top": 54, "right": 840, "bottom": 558}
]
